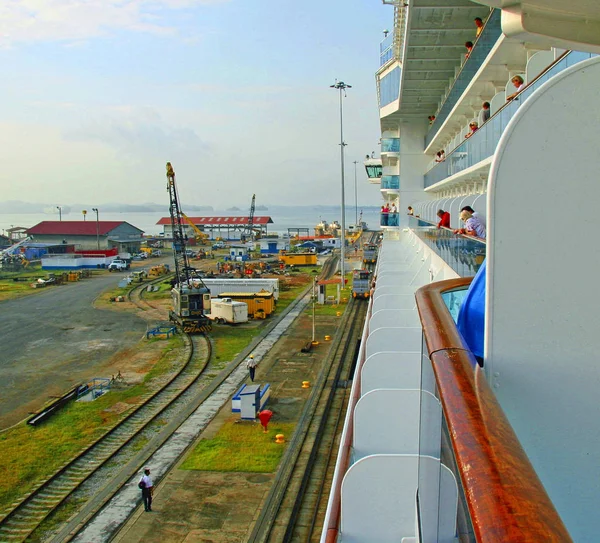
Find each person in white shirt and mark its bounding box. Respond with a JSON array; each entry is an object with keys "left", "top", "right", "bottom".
[
  {"left": 246, "top": 354, "right": 257, "bottom": 382},
  {"left": 139, "top": 468, "right": 154, "bottom": 512}
]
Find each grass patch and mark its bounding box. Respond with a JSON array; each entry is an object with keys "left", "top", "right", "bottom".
[
  {"left": 212, "top": 326, "right": 260, "bottom": 362},
  {"left": 180, "top": 420, "right": 295, "bottom": 472},
  {"left": 0, "top": 335, "right": 184, "bottom": 510},
  {"left": 143, "top": 280, "right": 172, "bottom": 299}
]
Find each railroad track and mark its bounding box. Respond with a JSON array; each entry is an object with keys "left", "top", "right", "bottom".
[
  {"left": 0, "top": 278, "right": 202, "bottom": 543},
  {"left": 248, "top": 294, "right": 368, "bottom": 543}
]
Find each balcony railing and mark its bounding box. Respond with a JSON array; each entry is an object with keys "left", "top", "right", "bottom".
[
  {"left": 415, "top": 279, "right": 572, "bottom": 543},
  {"left": 380, "top": 34, "right": 394, "bottom": 67},
  {"left": 380, "top": 175, "right": 400, "bottom": 190},
  {"left": 425, "top": 10, "right": 502, "bottom": 149},
  {"left": 381, "top": 138, "right": 400, "bottom": 153},
  {"left": 425, "top": 50, "right": 596, "bottom": 188},
  {"left": 380, "top": 212, "right": 399, "bottom": 227},
  {"left": 408, "top": 217, "right": 485, "bottom": 277}
]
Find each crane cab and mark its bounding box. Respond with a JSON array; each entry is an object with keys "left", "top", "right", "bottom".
[{"left": 170, "top": 282, "right": 212, "bottom": 333}]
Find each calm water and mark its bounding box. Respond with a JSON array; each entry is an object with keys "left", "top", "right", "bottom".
[{"left": 0, "top": 206, "right": 381, "bottom": 237}]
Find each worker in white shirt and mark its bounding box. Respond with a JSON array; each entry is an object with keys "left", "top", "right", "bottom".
[
  {"left": 246, "top": 354, "right": 257, "bottom": 382},
  {"left": 139, "top": 467, "right": 154, "bottom": 512}
]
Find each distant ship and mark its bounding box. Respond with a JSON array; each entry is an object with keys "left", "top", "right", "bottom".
[{"left": 226, "top": 206, "right": 241, "bottom": 212}]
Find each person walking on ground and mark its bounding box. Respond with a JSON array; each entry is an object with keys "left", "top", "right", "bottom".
[
  {"left": 139, "top": 468, "right": 154, "bottom": 512},
  {"left": 246, "top": 354, "right": 257, "bottom": 382}
]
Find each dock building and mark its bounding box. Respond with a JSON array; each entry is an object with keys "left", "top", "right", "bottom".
[{"left": 27, "top": 221, "right": 144, "bottom": 254}]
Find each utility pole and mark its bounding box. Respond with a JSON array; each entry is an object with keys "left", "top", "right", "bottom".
[
  {"left": 330, "top": 80, "right": 351, "bottom": 291},
  {"left": 353, "top": 160, "right": 359, "bottom": 226},
  {"left": 56, "top": 206, "right": 62, "bottom": 221},
  {"left": 92, "top": 208, "right": 100, "bottom": 250}
]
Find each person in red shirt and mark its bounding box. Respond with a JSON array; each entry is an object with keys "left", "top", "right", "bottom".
[{"left": 437, "top": 209, "right": 450, "bottom": 229}]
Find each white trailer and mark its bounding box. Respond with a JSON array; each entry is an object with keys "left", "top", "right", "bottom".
[
  {"left": 207, "top": 298, "right": 248, "bottom": 324},
  {"left": 202, "top": 278, "right": 280, "bottom": 300}
]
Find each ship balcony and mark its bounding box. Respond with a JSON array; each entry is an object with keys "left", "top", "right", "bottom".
[
  {"left": 424, "top": 50, "right": 596, "bottom": 190},
  {"left": 380, "top": 138, "right": 400, "bottom": 158},
  {"left": 364, "top": 158, "right": 383, "bottom": 185},
  {"left": 380, "top": 212, "right": 399, "bottom": 228},
  {"left": 380, "top": 175, "right": 399, "bottom": 194}
]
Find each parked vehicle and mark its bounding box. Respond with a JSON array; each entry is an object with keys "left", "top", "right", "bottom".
[
  {"left": 151, "top": 249, "right": 162, "bottom": 257},
  {"left": 212, "top": 241, "right": 226, "bottom": 250},
  {"left": 108, "top": 259, "right": 130, "bottom": 272}
]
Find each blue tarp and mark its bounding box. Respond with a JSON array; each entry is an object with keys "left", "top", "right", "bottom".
[{"left": 457, "top": 259, "right": 486, "bottom": 360}]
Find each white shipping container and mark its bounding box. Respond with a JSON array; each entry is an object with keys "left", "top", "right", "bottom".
[{"left": 202, "top": 278, "right": 279, "bottom": 300}]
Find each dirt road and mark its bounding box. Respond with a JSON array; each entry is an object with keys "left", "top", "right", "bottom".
[{"left": 0, "top": 272, "right": 147, "bottom": 430}]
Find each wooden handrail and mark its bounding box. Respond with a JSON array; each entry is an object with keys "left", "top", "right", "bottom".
[{"left": 416, "top": 279, "right": 572, "bottom": 542}]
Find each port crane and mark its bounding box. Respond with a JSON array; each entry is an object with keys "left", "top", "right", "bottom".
[
  {"left": 166, "top": 162, "right": 211, "bottom": 333},
  {"left": 240, "top": 194, "right": 261, "bottom": 242},
  {"left": 181, "top": 212, "right": 209, "bottom": 245}
]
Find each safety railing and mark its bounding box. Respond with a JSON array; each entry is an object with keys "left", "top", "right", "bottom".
[
  {"left": 408, "top": 216, "right": 485, "bottom": 277},
  {"left": 425, "top": 50, "right": 596, "bottom": 188},
  {"left": 415, "top": 278, "right": 572, "bottom": 542}
]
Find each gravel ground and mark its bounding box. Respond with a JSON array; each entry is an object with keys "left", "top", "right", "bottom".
[{"left": 0, "top": 271, "right": 148, "bottom": 430}]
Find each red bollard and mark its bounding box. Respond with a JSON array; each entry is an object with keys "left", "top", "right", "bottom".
[{"left": 258, "top": 410, "right": 273, "bottom": 433}]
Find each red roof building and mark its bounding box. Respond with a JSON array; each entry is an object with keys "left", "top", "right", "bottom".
[{"left": 27, "top": 221, "right": 144, "bottom": 253}]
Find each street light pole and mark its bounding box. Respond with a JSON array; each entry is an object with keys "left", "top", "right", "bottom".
[
  {"left": 353, "top": 160, "right": 359, "bottom": 227},
  {"left": 92, "top": 208, "right": 100, "bottom": 250},
  {"left": 330, "top": 80, "right": 351, "bottom": 293},
  {"left": 56, "top": 206, "right": 62, "bottom": 221}
]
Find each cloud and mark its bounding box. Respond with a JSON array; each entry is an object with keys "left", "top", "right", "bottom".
[
  {"left": 64, "top": 106, "right": 210, "bottom": 162},
  {"left": 0, "top": 0, "right": 229, "bottom": 46}
]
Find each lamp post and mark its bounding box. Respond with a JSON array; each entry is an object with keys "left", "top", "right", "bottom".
[
  {"left": 92, "top": 208, "right": 100, "bottom": 250},
  {"left": 82, "top": 210, "right": 87, "bottom": 221},
  {"left": 56, "top": 206, "right": 62, "bottom": 221},
  {"left": 330, "top": 80, "right": 351, "bottom": 291},
  {"left": 353, "top": 160, "right": 359, "bottom": 227}
]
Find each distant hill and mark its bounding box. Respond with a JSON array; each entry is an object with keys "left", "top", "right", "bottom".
[{"left": 0, "top": 201, "right": 213, "bottom": 213}]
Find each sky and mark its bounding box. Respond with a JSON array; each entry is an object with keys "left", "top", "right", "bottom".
[{"left": 0, "top": 0, "right": 391, "bottom": 210}]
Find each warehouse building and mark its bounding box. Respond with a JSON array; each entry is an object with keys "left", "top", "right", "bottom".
[{"left": 27, "top": 221, "right": 144, "bottom": 254}]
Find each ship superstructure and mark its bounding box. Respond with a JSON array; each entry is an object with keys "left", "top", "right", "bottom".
[{"left": 323, "top": 1, "right": 600, "bottom": 542}]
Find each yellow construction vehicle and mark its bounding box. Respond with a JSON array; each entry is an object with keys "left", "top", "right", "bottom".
[
  {"left": 181, "top": 213, "right": 209, "bottom": 245},
  {"left": 149, "top": 264, "right": 169, "bottom": 277}
]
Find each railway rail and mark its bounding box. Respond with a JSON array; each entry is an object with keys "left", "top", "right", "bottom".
[{"left": 248, "top": 289, "right": 368, "bottom": 542}]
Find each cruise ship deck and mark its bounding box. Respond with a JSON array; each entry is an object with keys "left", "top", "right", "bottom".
[{"left": 322, "top": 1, "right": 600, "bottom": 542}]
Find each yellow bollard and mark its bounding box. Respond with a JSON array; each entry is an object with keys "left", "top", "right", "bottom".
[
  {"left": 311, "top": 341, "right": 320, "bottom": 346},
  {"left": 336, "top": 311, "right": 341, "bottom": 317},
  {"left": 275, "top": 434, "right": 285, "bottom": 444},
  {"left": 324, "top": 335, "right": 331, "bottom": 341},
  {"left": 302, "top": 381, "right": 310, "bottom": 388}
]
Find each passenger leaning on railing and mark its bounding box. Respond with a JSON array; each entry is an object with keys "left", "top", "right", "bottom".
[
  {"left": 465, "top": 121, "right": 478, "bottom": 139},
  {"left": 454, "top": 209, "right": 486, "bottom": 239},
  {"left": 437, "top": 209, "right": 450, "bottom": 229},
  {"left": 507, "top": 75, "right": 524, "bottom": 101},
  {"left": 478, "top": 101, "right": 490, "bottom": 126}
]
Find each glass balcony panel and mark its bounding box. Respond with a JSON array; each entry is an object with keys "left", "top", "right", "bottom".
[
  {"left": 407, "top": 217, "right": 485, "bottom": 277},
  {"left": 380, "top": 212, "right": 399, "bottom": 227},
  {"left": 379, "top": 66, "right": 401, "bottom": 107},
  {"left": 381, "top": 138, "right": 400, "bottom": 153},
  {"left": 380, "top": 175, "right": 400, "bottom": 190},
  {"left": 424, "top": 50, "right": 596, "bottom": 188}
]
